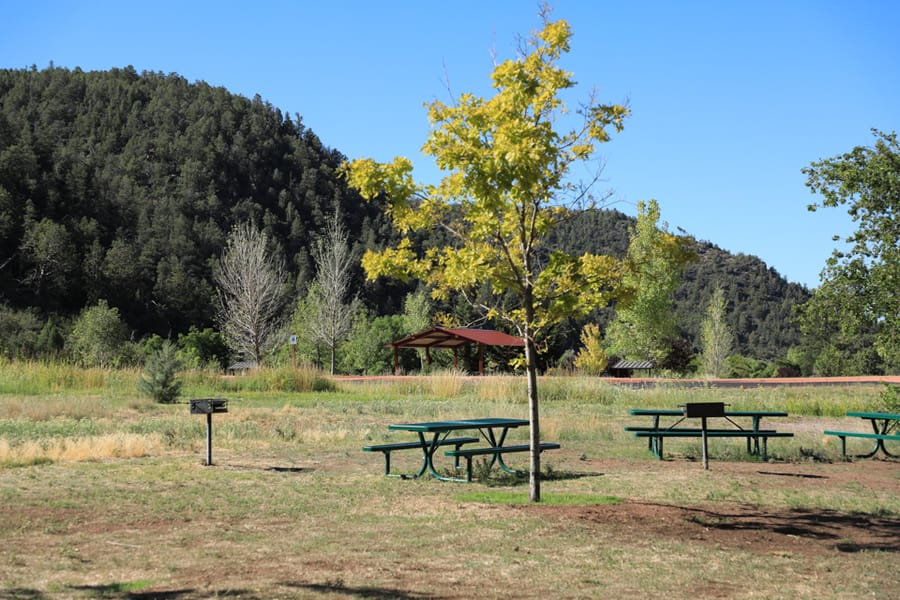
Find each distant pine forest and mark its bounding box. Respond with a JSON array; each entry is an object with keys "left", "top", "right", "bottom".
[{"left": 0, "top": 66, "right": 817, "bottom": 376}]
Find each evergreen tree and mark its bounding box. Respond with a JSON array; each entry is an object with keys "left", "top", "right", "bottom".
[{"left": 138, "top": 340, "right": 182, "bottom": 403}]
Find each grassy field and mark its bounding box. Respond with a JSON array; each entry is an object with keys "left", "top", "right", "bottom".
[{"left": 1, "top": 364, "right": 898, "bottom": 598}]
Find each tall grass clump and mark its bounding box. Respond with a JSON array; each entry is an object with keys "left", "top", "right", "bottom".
[
  {"left": 475, "top": 375, "right": 525, "bottom": 403},
  {"left": 427, "top": 369, "right": 468, "bottom": 399},
  {"left": 538, "top": 376, "right": 627, "bottom": 404},
  {"left": 0, "top": 358, "right": 138, "bottom": 395},
  {"left": 0, "top": 395, "right": 118, "bottom": 421},
  {"left": 201, "top": 365, "right": 336, "bottom": 394}
]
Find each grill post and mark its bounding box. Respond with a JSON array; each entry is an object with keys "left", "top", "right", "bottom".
[
  {"left": 205, "top": 412, "right": 213, "bottom": 465},
  {"left": 190, "top": 399, "right": 228, "bottom": 466},
  {"left": 682, "top": 402, "right": 725, "bottom": 470}
]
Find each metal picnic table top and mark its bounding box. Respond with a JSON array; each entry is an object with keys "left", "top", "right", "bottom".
[
  {"left": 628, "top": 408, "right": 789, "bottom": 417},
  {"left": 846, "top": 411, "right": 900, "bottom": 421},
  {"left": 388, "top": 417, "right": 529, "bottom": 432}
]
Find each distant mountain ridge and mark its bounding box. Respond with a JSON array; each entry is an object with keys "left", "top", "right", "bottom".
[
  {"left": 0, "top": 66, "right": 808, "bottom": 362},
  {"left": 550, "top": 210, "right": 810, "bottom": 361}
]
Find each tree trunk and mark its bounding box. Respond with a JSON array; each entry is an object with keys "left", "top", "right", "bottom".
[
  {"left": 522, "top": 284, "right": 541, "bottom": 502},
  {"left": 525, "top": 335, "right": 541, "bottom": 502},
  {"left": 330, "top": 345, "right": 336, "bottom": 375}
]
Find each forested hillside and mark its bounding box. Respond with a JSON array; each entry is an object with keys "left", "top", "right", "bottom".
[
  {"left": 0, "top": 66, "right": 405, "bottom": 336},
  {"left": 549, "top": 210, "right": 810, "bottom": 362},
  {"left": 0, "top": 66, "right": 808, "bottom": 368}
]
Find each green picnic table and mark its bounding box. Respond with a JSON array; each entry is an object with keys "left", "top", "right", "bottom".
[
  {"left": 363, "top": 418, "right": 559, "bottom": 482},
  {"left": 626, "top": 407, "right": 793, "bottom": 461},
  {"left": 824, "top": 411, "right": 900, "bottom": 458}
]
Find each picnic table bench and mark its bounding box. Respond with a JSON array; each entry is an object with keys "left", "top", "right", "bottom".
[
  {"left": 445, "top": 442, "right": 561, "bottom": 482},
  {"left": 363, "top": 437, "right": 479, "bottom": 476},
  {"left": 362, "top": 418, "right": 560, "bottom": 482},
  {"left": 626, "top": 405, "right": 793, "bottom": 462},
  {"left": 824, "top": 411, "right": 900, "bottom": 458}
]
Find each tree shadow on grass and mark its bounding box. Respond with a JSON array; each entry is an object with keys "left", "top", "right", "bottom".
[
  {"left": 285, "top": 581, "right": 440, "bottom": 599},
  {"left": 479, "top": 468, "right": 604, "bottom": 487},
  {"left": 66, "top": 584, "right": 200, "bottom": 599},
  {"left": 218, "top": 463, "right": 311, "bottom": 474},
  {"left": 0, "top": 590, "right": 47, "bottom": 600},
  {"left": 681, "top": 505, "right": 900, "bottom": 553}
]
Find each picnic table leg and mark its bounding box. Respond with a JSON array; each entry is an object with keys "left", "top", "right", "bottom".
[
  {"left": 880, "top": 440, "right": 899, "bottom": 458},
  {"left": 873, "top": 419, "right": 899, "bottom": 458},
  {"left": 749, "top": 416, "right": 760, "bottom": 455},
  {"left": 852, "top": 420, "right": 887, "bottom": 458},
  {"left": 421, "top": 432, "right": 454, "bottom": 480},
  {"left": 648, "top": 434, "right": 664, "bottom": 459},
  {"left": 482, "top": 426, "right": 518, "bottom": 474}
]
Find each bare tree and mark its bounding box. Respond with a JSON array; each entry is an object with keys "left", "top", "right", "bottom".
[
  {"left": 305, "top": 211, "right": 358, "bottom": 374},
  {"left": 214, "top": 222, "right": 288, "bottom": 366}
]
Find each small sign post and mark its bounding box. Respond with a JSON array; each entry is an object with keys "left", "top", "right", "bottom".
[{"left": 290, "top": 334, "right": 297, "bottom": 369}]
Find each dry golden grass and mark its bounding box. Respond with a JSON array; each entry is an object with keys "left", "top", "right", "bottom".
[{"left": 0, "top": 432, "right": 162, "bottom": 464}]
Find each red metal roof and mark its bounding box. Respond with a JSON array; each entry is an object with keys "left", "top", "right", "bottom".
[{"left": 389, "top": 327, "right": 525, "bottom": 349}]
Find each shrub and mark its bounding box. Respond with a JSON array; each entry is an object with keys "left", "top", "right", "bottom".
[
  {"left": 68, "top": 300, "right": 128, "bottom": 367},
  {"left": 138, "top": 340, "right": 182, "bottom": 403}
]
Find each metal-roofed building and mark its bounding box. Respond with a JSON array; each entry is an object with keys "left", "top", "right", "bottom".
[{"left": 388, "top": 326, "right": 525, "bottom": 375}]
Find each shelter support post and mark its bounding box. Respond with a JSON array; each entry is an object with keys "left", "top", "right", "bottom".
[{"left": 478, "top": 344, "right": 484, "bottom": 376}]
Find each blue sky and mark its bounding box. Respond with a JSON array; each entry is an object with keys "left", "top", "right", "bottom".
[{"left": 4, "top": 1, "right": 898, "bottom": 289}]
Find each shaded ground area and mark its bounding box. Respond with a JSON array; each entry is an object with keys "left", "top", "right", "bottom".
[
  {"left": 521, "top": 458, "right": 900, "bottom": 558},
  {"left": 540, "top": 501, "right": 899, "bottom": 556}
]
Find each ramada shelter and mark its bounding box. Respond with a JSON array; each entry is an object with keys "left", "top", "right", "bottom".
[{"left": 388, "top": 326, "right": 525, "bottom": 375}]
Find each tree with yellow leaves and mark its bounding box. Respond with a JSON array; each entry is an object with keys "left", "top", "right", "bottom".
[{"left": 343, "top": 7, "right": 629, "bottom": 501}]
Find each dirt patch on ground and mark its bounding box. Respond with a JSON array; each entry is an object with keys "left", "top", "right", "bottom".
[
  {"left": 532, "top": 501, "right": 898, "bottom": 556},
  {"left": 508, "top": 458, "right": 900, "bottom": 558}
]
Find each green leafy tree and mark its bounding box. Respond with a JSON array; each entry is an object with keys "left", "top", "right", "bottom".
[
  {"left": 699, "top": 286, "right": 733, "bottom": 378},
  {"left": 402, "top": 289, "right": 433, "bottom": 370},
  {"left": 19, "top": 218, "right": 76, "bottom": 299},
  {"left": 289, "top": 292, "right": 327, "bottom": 369},
  {"left": 344, "top": 9, "right": 629, "bottom": 501},
  {"left": 68, "top": 300, "right": 128, "bottom": 367},
  {"left": 138, "top": 339, "right": 183, "bottom": 403},
  {"left": 574, "top": 323, "right": 608, "bottom": 375},
  {"left": 799, "top": 129, "right": 900, "bottom": 373},
  {"left": 605, "top": 200, "right": 692, "bottom": 364},
  {"left": 339, "top": 312, "right": 407, "bottom": 375},
  {"left": 177, "top": 327, "right": 229, "bottom": 370}
]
